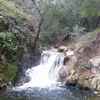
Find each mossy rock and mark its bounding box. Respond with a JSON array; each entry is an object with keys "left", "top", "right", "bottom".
[{"left": 0, "top": 63, "right": 17, "bottom": 87}]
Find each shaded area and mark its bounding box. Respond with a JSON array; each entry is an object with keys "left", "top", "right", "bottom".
[{"left": 2, "top": 86, "right": 98, "bottom": 100}]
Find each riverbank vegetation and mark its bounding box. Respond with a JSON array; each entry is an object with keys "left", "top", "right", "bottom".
[{"left": 0, "top": 0, "right": 41, "bottom": 89}]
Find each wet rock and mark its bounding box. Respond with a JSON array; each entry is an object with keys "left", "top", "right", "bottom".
[
  {"left": 58, "top": 46, "right": 68, "bottom": 52},
  {"left": 63, "top": 57, "right": 70, "bottom": 65},
  {"left": 58, "top": 66, "right": 67, "bottom": 82},
  {"left": 58, "top": 48, "right": 78, "bottom": 84},
  {"left": 65, "top": 70, "right": 78, "bottom": 85},
  {"left": 90, "top": 75, "right": 100, "bottom": 91},
  {"left": 65, "top": 49, "right": 74, "bottom": 56},
  {"left": 89, "top": 56, "right": 100, "bottom": 69},
  {"left": 0, "top": 79, "right": 7, "bottom": 95},
  {"left": 0, "top": 85, "right": 7, "bottom": 95}
]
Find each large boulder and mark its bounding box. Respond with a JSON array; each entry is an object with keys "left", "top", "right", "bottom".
[{"left": 58, "top": 32, "right": 100, "bottom": 93}]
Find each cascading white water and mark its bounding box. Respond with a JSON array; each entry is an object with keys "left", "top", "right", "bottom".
[{"left": 13, "top": 49, "right": 65, "bottom": 90}]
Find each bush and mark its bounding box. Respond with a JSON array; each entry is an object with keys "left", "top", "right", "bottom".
[
  {"left": 0, "top": 63, "right": 17, "bottom": 82},
  {"left": 0, "top": 32, "right": 18, "bottom": 85},
  {"left": 0, "top": 32, "right": 18, "bottom": 63}
]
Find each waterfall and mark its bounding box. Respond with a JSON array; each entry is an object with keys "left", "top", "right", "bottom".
[
  {"left": 8, "top": 49, "right": 93, "bottom": 100},
  {"left": 13, "top": 49, "right": 65, "bottom": 90}
]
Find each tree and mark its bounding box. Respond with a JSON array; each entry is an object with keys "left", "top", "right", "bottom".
[
  {"left": 38, "top": 0, "right": 82, "bottom": 45},
  {"left": 0, "top": 0, "right": 42, "bottom": 85},
  {"left": 80, "top": 0, "right": 100, "bottom": 31}
]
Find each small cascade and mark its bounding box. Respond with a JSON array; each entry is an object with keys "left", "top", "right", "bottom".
[
  {"left": 8, "top": 49, "right": 94, "bottom": 100},
  {"left": 13, "top": 49, "right": 65, "bottom": 90}
]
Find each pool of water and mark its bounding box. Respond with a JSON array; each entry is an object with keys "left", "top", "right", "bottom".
[{"left": 1, "top": 86, "right": 100, "bottom": 100}]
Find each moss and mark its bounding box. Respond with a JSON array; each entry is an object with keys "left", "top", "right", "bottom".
[
  {"left": 5, "top": 63, "right": 17, "bottom": 81},
  {"left": 0, "top": 63, "right": 17, "bottom": 83}
]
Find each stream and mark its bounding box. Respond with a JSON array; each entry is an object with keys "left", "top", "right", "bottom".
[{"left": 2, "top": 49, "right": 100, "bottom": 100}]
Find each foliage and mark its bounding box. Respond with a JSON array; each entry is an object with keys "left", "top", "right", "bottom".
[
  {"left": 81, "top": 0, "right": 100, "bottom": 17},
  {"left": 0, "top": 32, "right": 18, "bottom": 62},
  {"left": 0, "top": 63, "right": 17, "bottom": 82},
  {"left": 39, "top": 0, "right": 83, "bottom": 45},
  {"left": 0, "top": 0, "right": 32, "bottom": 20},
  {"left": 80, "top": 0, "right": 100, "bottom": 31},
  {"left": 0, "top": 0, "right": 41, "bottom": 86},
  {"left": 0, "top": 32, "right": 18, "bottom": 84},
  {"left": 38, "top": 0, "right": 100, "bottom": 45}
]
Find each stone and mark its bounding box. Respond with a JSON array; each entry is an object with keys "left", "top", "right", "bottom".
[
  {"left": 63, "top": 57, "right": 70, "bottom": 65},
  {"left": 89, "top": 56, "right": 100, "bottom": 67},
  {"left": 58, "top": 46, "right": 68, "bottom": 52},
  {"left": 65, "top": 50, "right": 74, "bottom": 56},
  {"left": 58, "top": 67, "right": 67, "bottom": 82}
]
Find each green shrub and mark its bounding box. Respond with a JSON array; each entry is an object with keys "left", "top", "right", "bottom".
[
  {"left": 0, "top": 32, "right": 18, "bottom": 84},
  {"left": 0, "top": 63, "right": 17, "bottom": 82},
  {"left": 0, "top": 32, "right": 18, "bottom": 62}
]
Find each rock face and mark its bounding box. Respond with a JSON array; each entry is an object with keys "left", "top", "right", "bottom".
[
  {"left": 73, "top": 32, "right": 100, "bottom": 91},
  {"left": 58, "top": 32, "right": 100, "bottom": 92}
]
